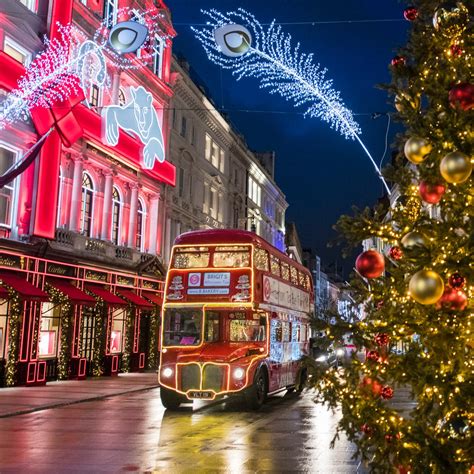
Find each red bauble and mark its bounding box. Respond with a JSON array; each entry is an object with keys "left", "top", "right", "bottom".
[
  {"left": 361, "top": 376, "right": 382, "bottom": 397},
  {"left": 355, "top": 250, "right": 385, "bottom": 278},
  {"left": 389, "top": 246, "right": 403, "bottom": 260},
  {"left": 419, "top": 181, "right": 446, "bottom": 204},
  {"left": 366, "top": 350, "right": 380, "bottom": 362},
  {"left": 397, "top": 466, "right": 412, "bottom": 474},
  {"left": 450, "top": 43, "right": 463, "bottom": 57},
  {"left": 391, "top": 56, "right": 406, "bottom": 67},
  {"left": 403, "top": 6, "right": 418, "bottom": 21},
  {"left": 448, "top": 83, "right": 474, "bottom": 111},
  {"left": 375, "top": 333, "right": 390, "bottom": 346},
  {"left": 381, "top": 386, "right": 394, "bottom": 399},
  {"left": 436, "top": 287, "right": 468, "bottom": 311},
  {"left": 361, "top": 423, "right": 373, "bottom": 435},
  {"left": 449, "top": 272, "right": 466, "bottom": 289},
  {"left": 385, "top": 434, "right": 394, "bottom": 442}
]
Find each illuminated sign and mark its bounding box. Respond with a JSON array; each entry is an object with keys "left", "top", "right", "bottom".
[
  {"left": 263, "top": 275, "right": 310, "bottom": 313},
  {"left": 203, "top": 272, "right": 230, "bottom": 287},
  {"left": 188, "top": 273, "right": 201, "bottom": 287},
  {"left": 188, "top": 288, "right": 229, "bottom": 295},
  {"left": 102, "top": 86, "right": 165, "bottom": 169}
]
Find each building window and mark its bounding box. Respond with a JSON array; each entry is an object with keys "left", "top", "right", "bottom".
[
  {"left": 0, "top": 145, "right": 18, "bottom": 229},
  {"left": 19, "top": 0, "right": 35, "bottom": 12},
  {"left": 136, "top": 198, "right": 146, "bottom": 252},
  {"left": 39, "top": 303, "right": 61, "bottom": 358},
  {"left": 4, "top": 37, "right": 31, "bottom": 66},
  {"left": 0, "top": 299, "right": 8, "bottom": 359},
  {"left": 209, "top": 188, "right": 217, "bottom": 219},
  {"left": 104, "top": 0, "right": 118, "bottom": 27},
  {"left": 205, "top": 134, "right": 225, "bottom": 172},
  {"left": 180, "top": 116, "right": 187, "bottom": 138},
  {"left": 178, "top": 167, "right": 185, "bottom": 198},
  {"left": 152, "top": 36, "right": 164, "bottom": 78},
  {"left": 191, "top": 125, "right": 196, "bottom": 145},
  {"left": 80, "top": 173, "right": 94, "bottom": 237},
  {"left": 118, "top": 88, "right": 126, "bottom": 106},
  {"left": 89, "top": 84, "right": 100, "bottom": 108},
  {"left": 248, "top": 176, "right": 261, "bottom": 206},
  {"left": 111, "top": 186, "right": 123, "bottom": 245},
  {"left": 56, "top": 167, "right": 65, "bottom": 228}
]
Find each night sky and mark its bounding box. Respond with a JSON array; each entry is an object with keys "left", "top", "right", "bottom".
[{"left": 166, "top": 0, "right": 410, "bottom": 275}]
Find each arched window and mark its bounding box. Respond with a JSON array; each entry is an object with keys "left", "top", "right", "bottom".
[
  {"left": 136, "top": 198, "right": 146, "bottom": 251},
  {"left": 80, "top": 173, "right": 94, "bottom": 237},
  {"left": 111, "top": 186, "right": 123, "bottom": 245}
]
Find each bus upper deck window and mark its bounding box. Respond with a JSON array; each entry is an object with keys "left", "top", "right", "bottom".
[{"left": 173, "top": 250, "right": 210, "bottom": 269}]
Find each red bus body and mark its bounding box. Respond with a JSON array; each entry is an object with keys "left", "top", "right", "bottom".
[{"left": 159, "top": 229, "right": 314, "bottom": 407}]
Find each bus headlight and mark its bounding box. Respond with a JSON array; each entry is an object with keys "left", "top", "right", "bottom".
[
  {"left": 162, "top": 367, "right": 173, "bottom": 378},
  {"left": 233, "top": 368, "right": 245, "bottom": 380}
]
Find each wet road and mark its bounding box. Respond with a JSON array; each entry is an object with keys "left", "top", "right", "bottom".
[{"left": 0, "top": 389, "right": 364, "bottom": 473}]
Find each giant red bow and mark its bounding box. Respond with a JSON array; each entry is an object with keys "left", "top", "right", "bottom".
[{"left": 29, "top": 74, "right": 85, "bottom": 148}]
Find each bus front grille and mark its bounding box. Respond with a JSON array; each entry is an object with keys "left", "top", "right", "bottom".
[
  {"left": 179, "top": 364, "right": 227, "bottom": 393},
  {"left": 202, "top": 364, "right": 226, "bottom": 392},
  {"left": 180, "top": 364, "right": 200, "bottom": 392}
]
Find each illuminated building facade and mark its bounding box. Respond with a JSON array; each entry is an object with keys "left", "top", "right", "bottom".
[
  {"left": 164, "top": 58, "right": 287, "bottom": 264},
  {"left": 0, "top": 0, "right": 175, "bottom": 386}
]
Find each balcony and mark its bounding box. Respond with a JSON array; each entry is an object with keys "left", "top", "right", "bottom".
[{"left": 50, "top": 229, "right": 160, "bottom": 272}]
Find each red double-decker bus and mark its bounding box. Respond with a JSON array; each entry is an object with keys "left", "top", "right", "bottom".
[{"left": 158, "top": 229, "right": 314, "bottom": 409}]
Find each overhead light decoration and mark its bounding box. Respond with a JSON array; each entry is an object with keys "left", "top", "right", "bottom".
[
  {"left": 0, "top": 7, "right": 169, "bottom": 132},
  {"left": 193, "top": 8, "right": 390, "bottom": 194}
]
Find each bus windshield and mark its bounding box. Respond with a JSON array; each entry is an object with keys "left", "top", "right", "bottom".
[{"left": 163, "top": 308, "right": 202, "bottom": 346}]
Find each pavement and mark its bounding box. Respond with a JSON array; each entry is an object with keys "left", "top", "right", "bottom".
[{"left": 0, "top": 372, "right": 159, "bottom": 418}]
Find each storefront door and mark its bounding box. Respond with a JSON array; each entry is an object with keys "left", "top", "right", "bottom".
[{"left": 81, "top": 309, "right": 95, "bottom": 376}]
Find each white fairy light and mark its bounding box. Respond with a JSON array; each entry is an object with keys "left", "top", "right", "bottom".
[{"left": 193, "top": 8, "right": 390, "bottom": 194}]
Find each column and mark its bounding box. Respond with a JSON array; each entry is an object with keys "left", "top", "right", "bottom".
[
  {"left": 163, "top": 215, "right": 171, "bottom": 263},
  {"left": 68, "top": 154, "right": 84, "bottom": 232},
  {"left": 127, "top": 184, "right": 139, "bottom": 247},
  {"left": 100, "top": 171, "right": 114, "bottom": 240},
  {"left": 148, "top": 195, "right": 160, "bottom": 255}
]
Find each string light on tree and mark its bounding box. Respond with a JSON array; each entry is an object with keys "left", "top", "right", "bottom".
[{"left": 193, "top": 8, "right": 391, "bottom": 194}]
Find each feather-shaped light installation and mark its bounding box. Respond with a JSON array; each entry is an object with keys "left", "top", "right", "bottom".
[{"left": 193, "top": 8, "right": 390, "bottom": 194}]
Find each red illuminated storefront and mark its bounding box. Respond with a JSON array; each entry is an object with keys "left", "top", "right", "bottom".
[{"left": 0, "top": 0, "right": 176, "bottom": 385}]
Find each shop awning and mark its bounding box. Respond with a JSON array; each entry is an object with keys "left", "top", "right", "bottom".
[
  {"left": 47, "top": 279, "right": 96, "bottom": 306},
  {"left": 0, "top": 273, "right": 49, "bottom": 301},
  {"left": 142, "top": 291, "right": 163, "bottom": 306},
  {"left": 85, "top": 285, "right": 127, "bottom": 307},
  {"left": 116, "top": 289, "right": 154, "bottom": 309}
]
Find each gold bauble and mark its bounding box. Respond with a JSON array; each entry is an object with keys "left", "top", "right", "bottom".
[
  {"left": 440, "top": 151, "right": 472, "bottom": 184},
  {"left": 409, "top": 270, "right": 444, "bottom": 305},
  {"left": 395, "top": 92, "right": 420, "bottom": 113},
  {"left": 433, "top": 2, "right": 469, "bottom": 36},
  {"left": 404, "top": 137, "right": 432, "bottom": 164},
  {"left": 401, "top": 231, "right": 427, "bottom": 250}
]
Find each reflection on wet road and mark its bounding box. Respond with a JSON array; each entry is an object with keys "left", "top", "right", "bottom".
[{"left": 0, "top": 389, "right": 364, "bottom": 473}]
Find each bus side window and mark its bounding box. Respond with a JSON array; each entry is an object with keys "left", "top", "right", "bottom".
[
  {"left": 271, "top": 319, "right": 282, "bottom": 342},
  {"left": 282, "top": 322, "right": 290, "bottom": 342},
  {"left": 292, "top": 323, "right": 300, "bottom": 342}
]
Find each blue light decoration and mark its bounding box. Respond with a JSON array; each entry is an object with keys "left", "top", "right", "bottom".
[{"left": 193, "top": 9, "right": 391, "bottom": 194}]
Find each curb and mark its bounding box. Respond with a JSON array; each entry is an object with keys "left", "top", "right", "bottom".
[{"left": 0, "top": 384, "right": 160, "bottom": 419}]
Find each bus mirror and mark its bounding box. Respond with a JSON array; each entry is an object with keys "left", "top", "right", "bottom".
[{"left": 260, "top": 316, "right": 267, "bottom": 326}]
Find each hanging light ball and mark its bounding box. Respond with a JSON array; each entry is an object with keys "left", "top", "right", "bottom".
[
  {"left": 381, "top": 386, "right": 394, "bottom": 400},
  {"left": 409, "top": 270, "right": 444, "bottom": 305},
  {"left": 436, "top": 286, "right": 468, "bottom": 310},
  {"left": 389, "top": 246, "right": 403, "bottom": 260},
  {"left": 440, "top": 151, "right": 472, "bottom": 184},
  {"left": 448, "top": 272, "right": 466, "bottom": 289},
  {"left": 419, "top": 181, "right": 446, "bottom": 204},
  {"left": 360, "top": 376, "right": 382, "bottom": 397},
  {"left": 404, "top": 137, "right": 432, "bottom": 164},
  {"left": 449, "top": 43, "right": 463, "bottom": 57},
  {"left": 448, "top": 82, "right": 474, "bottom": 111},
  {"left": 391, "top": 56, "right": 406, "bottom": 67},
  {"left": 401, "top": 231, "right": 428, "bottom": 251},
  {"left": 355, "top": 250, "right": 385, "bottom": 278},
  {"left": 433, "top": 2, "right": 470, "bottom": 36},
  {"left": 374, "top": 333, "right": 390, "bottom": 346},
  {"left": 403, "top": 6, "right": 418, "bottom": 21},
  {"left": 361, "top": 423, "right": 373, "bottom": 435}
]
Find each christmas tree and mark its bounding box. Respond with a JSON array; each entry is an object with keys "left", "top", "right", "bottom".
[{"left": 310, "top": 2, "right": 473, "bottom": 472}]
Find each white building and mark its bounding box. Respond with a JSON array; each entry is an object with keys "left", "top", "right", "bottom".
[{"left": 163, "top": 58, "right": 288, "bottom": 264}]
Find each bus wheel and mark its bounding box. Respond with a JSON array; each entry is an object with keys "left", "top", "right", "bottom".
[
  {"left": 245, "top": 369, "right": 267, "bottom": 410},
  {"left": 160, "top": 386, "right": 184, "bottom": 410}
]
